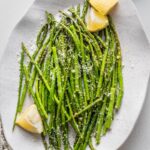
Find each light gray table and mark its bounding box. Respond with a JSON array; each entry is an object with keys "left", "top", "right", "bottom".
[{"left": 0, "top": 0, "right": 150, "bottom": 149}]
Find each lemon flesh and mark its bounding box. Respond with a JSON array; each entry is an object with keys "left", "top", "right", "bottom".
[
  {"left": 89, "top": 0, "right": 118, "bottom": 15},
  {"left": 16, "top": 104, "right": 43, "bottom": 134},
  {"left": 87, "top": 8, "right": 109, "bottom": 32}
]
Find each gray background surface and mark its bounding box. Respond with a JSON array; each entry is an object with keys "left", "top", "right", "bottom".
[{"left": 0, "top": 0, "right": 150, "bottom": 149}]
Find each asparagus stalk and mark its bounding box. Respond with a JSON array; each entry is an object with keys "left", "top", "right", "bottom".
[
  {"left": 96, "top": 97, "right": 107, "bottom": 144},
  {"left": 82, "top": 112, "right": 98, "bottom": 150},
  {"left": 61, "top": 99, "right": 70, "bottom": 150},
  {"left": 109, "top": 16, "right": 124, "bottom": 109},
  {"left": 36, "top": 24, "right": 48, "bottom": 49},
  {"left": 81, "top": 0, "right": 89, "bottom": 22},
  {"left": 13, "top": 46, "right": 25, "bottom": 129},
  {"left": 96, "top": 28, "right": 110, "bottom": 97},
  {"left": 77, "top": 4, "right": 81, "bottom": 16},
  {"left": 116, "top": 55, "right": 123, "bottom": 109}
]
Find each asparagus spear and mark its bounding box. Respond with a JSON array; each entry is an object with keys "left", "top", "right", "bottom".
[
  {"left": 61, "top": 99, "right": 70, "bottom": 150},
  {"left": 81, "top": 0, "right": 89, "bottom": 22},
  {"left": 13, "top": 46, "right": 25, "bottom": 129},
  {"left": 77, "top": 4, "right": 81, "bottom": 17},
  {"left": 36, "top": 24, "right": 48, "bottom": 49},
  {"left": 82, "top": 112, "right": 98, "bottom": 150},
  {"left": 96, "top": 28, "right": 110, "bottom": 97},
  {"left": 108, "top": 16, "right": 124, "bottom": 109}
]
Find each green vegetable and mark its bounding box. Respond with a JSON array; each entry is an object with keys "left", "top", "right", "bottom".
[
  {"left": 13, "top": 46, "right": 25, "bottom": 130},
  {"left": 14, "top": 2, "right": 124, "bottom": 149}
]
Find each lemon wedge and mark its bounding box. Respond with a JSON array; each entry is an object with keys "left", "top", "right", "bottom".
[
  {"left": 87, "top": 7, "right": 109, "bottom": 32},
  {"left": 89, "top": 0, "right": 118, "bottom": 15},
  {"left": 16, "top": 104, "right": 43, "bottom": 134}
]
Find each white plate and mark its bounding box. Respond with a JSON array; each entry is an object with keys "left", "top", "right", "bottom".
[{"left": 0, "top": 0, "right": 150, "bottom": 149}]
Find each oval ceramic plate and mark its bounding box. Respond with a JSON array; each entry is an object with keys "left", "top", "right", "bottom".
[{"left": 0, "top": 0, "right": 150, "bottom": 149}]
